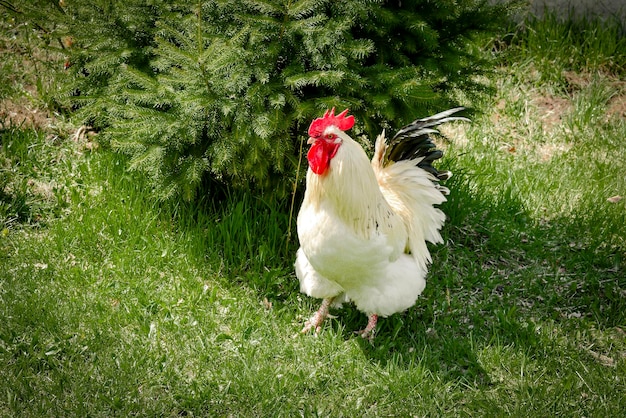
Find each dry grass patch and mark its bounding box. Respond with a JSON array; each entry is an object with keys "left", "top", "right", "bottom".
[{"left": 0, "top": 97, "right": 57, "bottom": 129}]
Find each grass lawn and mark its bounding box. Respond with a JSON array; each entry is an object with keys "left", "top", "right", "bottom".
[{"left": 1, "top": 12, "right": 625, "bottom": 417}]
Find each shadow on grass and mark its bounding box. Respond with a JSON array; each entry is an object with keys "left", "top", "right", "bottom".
[
  {"left": 344, "top": 307, "right": 493, "bottom": 388},
  {"left": 290, "top": 169, "right": 625, "bottom": 386},
  {"left": 177, "top": 167, "right": 624, "bottom": 389}
]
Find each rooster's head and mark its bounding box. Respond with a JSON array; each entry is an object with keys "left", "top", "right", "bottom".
[{"left": 306, "top": 108, "right": 355, "bottom": 175}]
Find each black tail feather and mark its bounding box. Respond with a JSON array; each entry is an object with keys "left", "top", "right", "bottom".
[{"left": 384, "top": 107, "right": 468, "bottom": 181}]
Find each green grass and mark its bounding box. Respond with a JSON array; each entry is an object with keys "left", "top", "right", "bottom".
[
  {"left": 504, "top": 11, "right": 626, "bottom": 85},
  {"left": 1, "top": 13, "right": 625, "bottom": 417}
]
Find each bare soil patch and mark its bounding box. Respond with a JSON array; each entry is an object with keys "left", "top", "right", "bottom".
[
  {"left": 531, "top": 94, "right": 572, "bottom": 132},
  {"left": 0, "top": 97, "right": 56, "bottom": 130}
]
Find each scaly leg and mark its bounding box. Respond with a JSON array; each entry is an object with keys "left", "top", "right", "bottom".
[
  {"left": 357, "top": 314, "right": 378, "bottom": 341},
  {"left": 301, "top": 297, "right": 334, "bottom": 335}
]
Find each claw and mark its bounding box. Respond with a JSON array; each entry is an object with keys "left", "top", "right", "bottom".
[
  {"left": 300, "top": 315, "right": 323, "bottom": 335},
  {"left": 300, "top": 319, "right": 322, "bottom": 336},
  {"left": 355, "top": 314, "right": 378, "bottom": 342},
  {"left": 301, "top": 298, "right": 334, "bottom": 335}
]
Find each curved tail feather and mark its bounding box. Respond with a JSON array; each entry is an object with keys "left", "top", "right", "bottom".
[{"left": 382, "top": 107, "right": 468, "bottom": 182}]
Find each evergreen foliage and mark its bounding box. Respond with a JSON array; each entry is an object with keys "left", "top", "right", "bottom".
[{"left": 3, "top": 0, "right": 517, "bottom": 200}]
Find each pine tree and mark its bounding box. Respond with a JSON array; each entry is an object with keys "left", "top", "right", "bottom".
[
  {"left": 3, "top": 0, "right": 517, "bottom": 201},
  {"left": 2, "top": 0, "right": 164, "bottom": 119},
  {"left": 102, "top": 0, "right": 384, "bottom": 199}
]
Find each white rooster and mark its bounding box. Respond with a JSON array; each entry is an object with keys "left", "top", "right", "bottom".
[{"left": 295, "top": 107, "right": 467, "bottom": 339}]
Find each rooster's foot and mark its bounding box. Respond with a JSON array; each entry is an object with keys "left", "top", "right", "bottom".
[
  {"left": 301, "top": 297, "right": 334, "bottom": 335},
  {"left": 356, "top": 314, "right": 378, "bottom": 341}
]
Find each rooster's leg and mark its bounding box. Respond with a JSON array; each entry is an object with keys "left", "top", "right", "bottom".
[
  {"left": 357, "top": 314, "right": 378, "bottom": 341},
  {"left": 301, "top": 297, "right": 334, "bottom": 335}
]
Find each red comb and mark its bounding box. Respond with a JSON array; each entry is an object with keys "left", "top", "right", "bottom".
[{"left": 308, "top": 108, "right": 355, "bottom": 138}]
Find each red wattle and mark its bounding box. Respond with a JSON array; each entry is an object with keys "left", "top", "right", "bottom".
[{"left": 307, "top": 141, "right": 340, "bottom": 175}]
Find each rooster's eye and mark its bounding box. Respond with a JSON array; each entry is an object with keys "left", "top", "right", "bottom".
[{"left": 325, "top": 133, "right": 335, "bottom": 140}]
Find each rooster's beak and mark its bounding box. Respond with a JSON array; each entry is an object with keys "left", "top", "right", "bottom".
[{"left": 307, "top": 137, "right": 315, "bottom": 144}]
